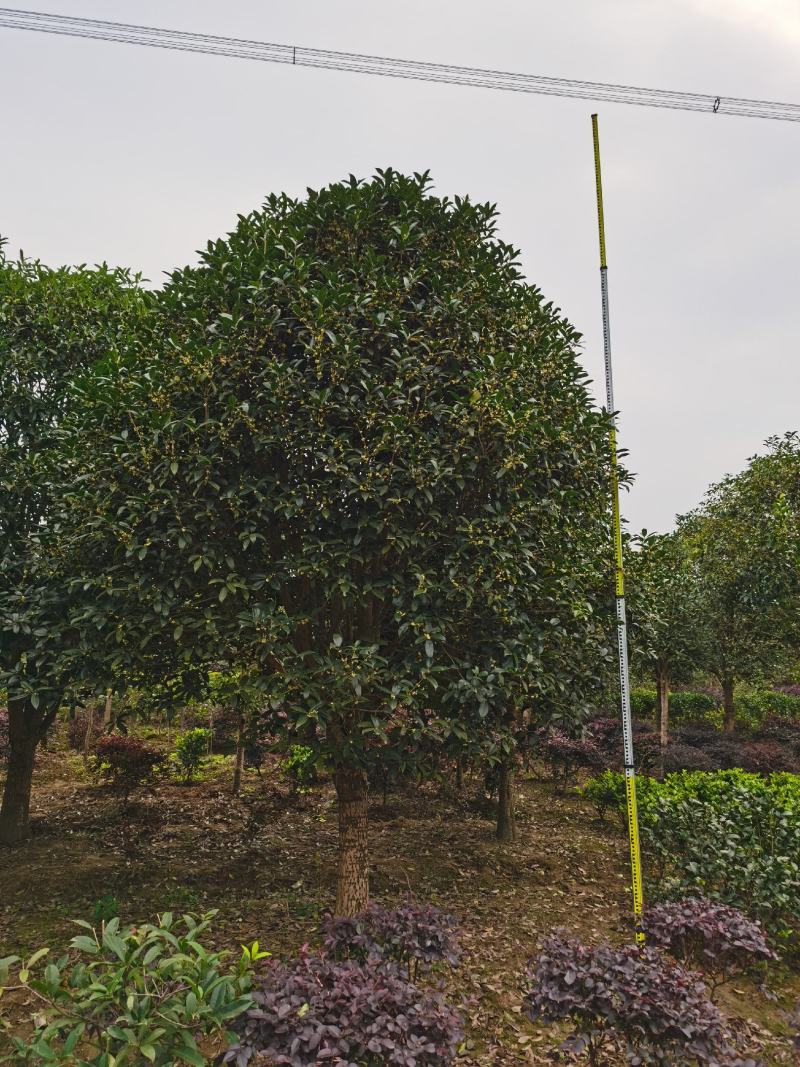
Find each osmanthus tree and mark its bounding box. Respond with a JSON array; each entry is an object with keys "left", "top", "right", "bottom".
[
  {"left": 626, "top": 530, "right": 706, "bottom": 746},
  {"left": 65, "top": 171, "right": 614, "bottom": 912},
  {"left": 0, "top": 244, "right": 145, "bottom": 843},
  {"left": 680, "top": 433, "right": 800, "bottom": 733}
]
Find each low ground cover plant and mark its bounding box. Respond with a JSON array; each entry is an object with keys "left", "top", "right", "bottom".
[
  {"left": 89, "top": 734, "right": 164, "bottom": 800},
  {"left": 641, "top": 896, "right": 776, "bottom": 993},
  {"left": 323, "top": 902, "right": 461, "bottom": 980},
  {"left": 0, "top": 911, "right": 262, "bottom": 1066},
  {"left": 524, "top": 931, "right": 758, "bottom": 1066},
  {"left": 224, "top": 950, "right": 464, "bottom": 1067}
]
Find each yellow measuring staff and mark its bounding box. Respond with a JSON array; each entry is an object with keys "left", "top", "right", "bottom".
[{"left": 591, "top": 114, "right": 645, "bottom": 943}]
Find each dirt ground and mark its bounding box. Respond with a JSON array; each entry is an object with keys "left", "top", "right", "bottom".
[{"left": 1, "top": 736, "right": 798, "bottom": 1065}]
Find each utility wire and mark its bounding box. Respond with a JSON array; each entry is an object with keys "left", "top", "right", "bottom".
[{"left": 2, "top": 6, "right": 800, "bottom": 123}]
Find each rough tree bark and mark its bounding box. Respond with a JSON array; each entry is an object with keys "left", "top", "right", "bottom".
[
  {"left": 656, "top": 665, "right": 670, "bottom": 748},
  {"left": 0, "top": 698, "right": 45, "bottom": 845},
  {"left": 496, "top": 758, "right": 517, "bottom": 842},
  {"left": 334, "top": 765, "right": 370, "bottom": 915},
  {"left": 232, "top": 703, "right": 245, "bottom": 795},
  {"left": 722, "top": 677, "right": 736, "bottom": 734}
]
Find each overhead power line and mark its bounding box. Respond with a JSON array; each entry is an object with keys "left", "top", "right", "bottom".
[{"left": 2, "top": 6, "right": 800, "bottom": 123}]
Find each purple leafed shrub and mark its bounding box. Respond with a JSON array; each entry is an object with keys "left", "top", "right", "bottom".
[
  {"left": 524, "top": 932, "right": 760, "bottom": 1067},
  {"left": 90, "top": 735, "right": 164, "bottom": 798},
  {"left": 642, "top": 897, "right": 777, "bottom": 992},
  {"left": 539, "top": 730, "right": 604, "bottom": 792},
  {"left": 224, "top": 952, "right": 464, "bottom": 1067},
  {"left": 738, "top": 741, "right": 800, "bottom": 775},
  {"left": 66, "top": 708, "right": 103, "bottom": 751},
  {"left": 662, "top": 742, "right": 716, "bottom": 773},
  {"left": 323, "top": 903, "right": 461, "bottom": 980}
]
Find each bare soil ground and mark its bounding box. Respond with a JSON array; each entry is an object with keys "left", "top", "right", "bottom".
[{"left": 1, "top": 736, "right": 798, "bottom": 1064}]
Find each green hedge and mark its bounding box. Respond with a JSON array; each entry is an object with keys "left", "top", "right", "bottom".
[
  {"left": 630, "top": 688, "right": 719, "bottom": 724},
  {"left": 734, "top": 690, "right": 800, "bottom": 729},
  {"left": 583, "top": 769, "right": 800, "bottom": 940},
  {"left": 629, "top": 687, "right": 800, "bottom": 728}
]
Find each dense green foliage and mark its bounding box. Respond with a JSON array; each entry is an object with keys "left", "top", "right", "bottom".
[
  {"left": 0, "top": 912, "right": 261, "bottom": 1065},
  {"left": 0, "top": 249, "right": 145, "bottom": 841},
  {"left": 172, "top": 728, "right": 210, "bottom": 782},
  {"left": 586, "top": 769, "right": 800, "bottom": 938},
  {"left": 56, "top": 170, "right": 616, "bottom": 908},
  {"left": 679, "top": 433, "right": 800, "bottom": 731}
]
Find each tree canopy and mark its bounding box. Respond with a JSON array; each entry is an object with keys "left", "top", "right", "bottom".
[{"left": 61, "top": 170, "right": 616, "bottom": 909}]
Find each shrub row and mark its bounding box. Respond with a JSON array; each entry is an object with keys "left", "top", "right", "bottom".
[
  {"left": 4, "top": 899, "right": 772, "bottom": 1066},
  {"left": 630, "top": 687, "right": 800, "bottom": 728},
  {"left": 582, "top": 769, "right": 800, "bottom": 939}
]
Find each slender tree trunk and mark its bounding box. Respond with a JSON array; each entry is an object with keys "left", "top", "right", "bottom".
[
  {"left": 103, "top": 690, "right": 113, "bottom": 727},
  {"left": 496, "top": 758, "right": 517, "bottom": 842},
  {"left": 83, "top": 705, "right": 96, "bottom": 762},
  {"left": 455, "top": 756, "right": 464, "bottom": 794},
  {"left": 232, "top": 704, "right": 245, "bottom": 795},
  {"left": 722, "top": 677, "right": 736, "bottom": 734},
  {"left": 0, "top": 699, "right": 41, "bottom": 845},
  {"left": 334, "top": 766, "right": 369, "bottom": 915},
  {"left": 654, "top": 665, "right": 670, "bottom": 780}
]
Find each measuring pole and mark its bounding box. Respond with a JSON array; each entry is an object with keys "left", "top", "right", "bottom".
[{"left": 591, "top": 114, "right": 645, "bottom": 943}]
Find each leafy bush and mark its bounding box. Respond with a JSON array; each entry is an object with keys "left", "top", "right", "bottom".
[
  {"left": 636, "top": 770, "right": 800, "bottom": 938},
  {"left": 66, "top": 709, "right": 102, "bottom": 752},
  {"left": 586, "top": 718, "right": 659, "bottom": 774},
  {"left": 662, "top": 742, "right": 716, "bottom": 773},
  {"left": 738, "top": 740, "right": 800, "bottom": 774},
  {"left": 323, "top": 903, "right": 461, "bottom": 980},
  {"left": 90, "top": 894, "right": 119, "bottom": 923},
  {"left": 172, "top": 727, "right": 211, "bottom": 782},
  {"left": 670, "top": 691, "right": 720, "bottom": 722},
  {"left": 224, "top": 951, "right": 463, "bottom": 1066},
  {"left": 630, "top": 688, "right": 657, "bottom": 718},
  {"left": 279, "top": 743, "right": 317, "bottom": 790},
  {"left": 642, "top": 897, "right": 776, "bottom": 993},
  {"left": 580, "top": 770, "right": 657, "bottom": 826},
  {"left": 537, "top": 730, "right": 603, "bottom": 792},
  {"left": 524, "top": 932, "right": 756, "bottom": 1066},
  {"left": 89, "top": 735, "right": 164, "bottom": 798},
  {"left": 629, "top": 690, "right": 722, "bottom": 726},
  {"left": 735, "top": 690, "right": 800, "bottom": 729},
  {"left": 0, "top": 911, "right": 263, "bottom": 1066}
]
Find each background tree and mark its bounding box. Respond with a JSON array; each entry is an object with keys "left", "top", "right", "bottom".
[
  {"left": 63, "top": 171, "right": 614, "bottom": 912},
  {"left": 680, "top": 433, "right": 800, "bottom": 732},
  {"left": 0, "top": 246, "right": 144, "bottom": 843},
  {"left": 626, "top": 530, "right": 706, "bottom": 747}
]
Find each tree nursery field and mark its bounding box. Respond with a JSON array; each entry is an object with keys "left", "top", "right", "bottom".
[{"left": 1, "top": 171, "right": 799, "bottom": 1065}]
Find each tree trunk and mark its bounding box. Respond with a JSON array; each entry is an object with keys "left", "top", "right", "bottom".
[
  {"left": 232, "top": 705, "right": 245, "bottom": 795},
  {"left": 496, "top": 759, "right": 517, "bottom": 842},
  {"left": 334, "top": 766, "right": 369, "bottom": 915},
  {"left": 0, "top": 699, "right": 41, "bottom": 845},
  {"left": 455, "top": 756, "right": 464, "bottom": 793},
  {"left": 83, "top": 706, "right": 96, "bottom": 762},
  {"left": 654, "top": 666, "right": 670, "bottom": 780},
  {"left": 103, "top": 690, "right": 113, "bottom": 727},
  {"left": 722, "top": 677, "right": 736, "bottom": 734}
]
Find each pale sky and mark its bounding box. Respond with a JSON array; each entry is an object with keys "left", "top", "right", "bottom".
[{"left": 2, "top": 0, "right": 798, "bottom": 532}]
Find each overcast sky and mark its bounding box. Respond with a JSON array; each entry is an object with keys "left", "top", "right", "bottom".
[{"left": 2, "top": 0, "right": 798, "bottom": 532}]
